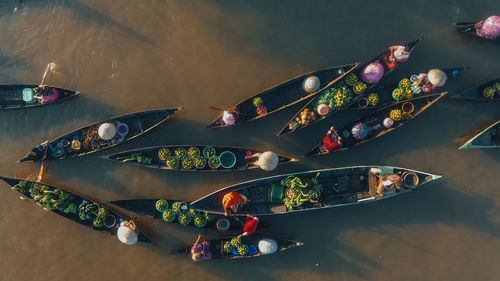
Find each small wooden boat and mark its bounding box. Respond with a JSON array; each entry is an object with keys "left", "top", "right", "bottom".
[
  {"left": 459, "top": 120, "right": 500, "bottom": 149},
  {"left": 207, "top": 63, "right": 359, "bottom": 128},
  {"left": 451, "top": 78, "right": 500, "bottom": 101},
  {"left": 172, "top": 235, "right": 303, "bottom": 260},
  {"left": 0, "top": 177, "right": 154, "bottom": 244},
  {"left": 110, "top": 198, "right": 248, "bottom": 232},
  {"left": 307, "top": 92, "right": 447, "bottom": 156},
  {"left": 103, "top": 145, "right": 297, "bottom": 171},
  {"left": 20, "top": 108, "right": 182, "bottom": 163},
  {"left": 0, "top": 85, "right": 79, "bottom": 109},
  {"left": 277, "top": 37, "right": 424, "bottom": 136},
  {"left": 190, "top": 166, "right": 442, "bottom": 216},
  {"left": 453, "top": 22, "right": 500, "bottom": 42}
]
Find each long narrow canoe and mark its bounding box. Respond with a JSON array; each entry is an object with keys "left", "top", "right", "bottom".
[
  {"left": 307, "top": 92, "right": 447, "bottom": 156},
  {"left": 277, "top": 37, "right": 424, "bottom": 136},
  {"left": 172, "top": 235, "right": 303, "bottom": 260},
  {"left": 453, "top": 22, "right": 500, "bottom": 42},
  {"left": 459, "top": 120, "right": 500, "bottom": 149},
  {"left": 451, "top": 78, "right": 500, "bottom": 101},
  {"left": 207, "top": 63, "right": 359, "bottom": 128},
  {"left": 20, "top": 108, "right": 182, "bottom": 163},
  {"left": 0, "top": 177, "right": 154, "bottom": 245},
  {"left": 1, "top": 85, "right": 79, "bottom": 109},
  {"left": 110, "top": 198, "right": 247, "bottom": 232},
  {"left": 103, "top": 145, "right": 297, "bottom": 171},
  {"left": 190, "top": 166, "right": 442, "bottom": 216}
]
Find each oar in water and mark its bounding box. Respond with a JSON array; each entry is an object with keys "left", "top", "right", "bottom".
[{"left": 40, "top": 63, "right": 56, "bottom": 86}]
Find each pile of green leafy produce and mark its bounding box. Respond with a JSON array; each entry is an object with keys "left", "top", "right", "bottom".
[
  {"left": 13, "top": 181, "right": 78, "bottom": 214},
  {"left": 78, "top": 200, "right": 110, "bottom": 228},
  {"left": 281, "top": 173, "right": 323, "bottom": 210},
  {"left": 116, "top": 152, "right": 152, "bottom": 164},
  {"left": 313, "top": 82, "right": 355, "bottom": 113}
]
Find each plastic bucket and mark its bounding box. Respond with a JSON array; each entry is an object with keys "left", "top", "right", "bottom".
[
  {"left": 219, "top": 151, "right": 236, "bottom": 169},
  {"left": 216, "top": 218, "right": 230, "bottom": 232},
  {"left": 104, "top": 215, "right": 117, "bottom": 228}
]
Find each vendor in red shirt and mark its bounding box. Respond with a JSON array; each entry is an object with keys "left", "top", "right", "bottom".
[
  {"left": 322, "top": 126, "right": 343, "bottom": 152},
  {"left": 237, "top": 216, "right": 259, "bottom": 239},
  {"left": 381, "top": 45, "right": 411, "bottom": 69},
  {"left": 222, "top": 191, "right": 247, "bottom": 216}
]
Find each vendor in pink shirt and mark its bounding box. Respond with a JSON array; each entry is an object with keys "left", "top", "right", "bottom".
[{"left": 34, "top": 85, "right": 59, "bottom": 103}]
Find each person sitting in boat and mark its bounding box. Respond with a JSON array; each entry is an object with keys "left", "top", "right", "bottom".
[
  {"left": 322, "top": 127, "right": 343, "bottom": 152},
  {"left": 236, "top": 215, "right": 259, "bottom": 239},
  {"left": 191, "top": 234, "right": 212, "bottom": 261},
  {"left": 222, "top": 191, "right": 247, "bottom": 216},
  {"left": 22, "top": 141, "right": 49, "bottom": 163},
  {"left": 413, "top": 69, "right": 448, "bottom": 93},
  {"left": 222, "top": 110, "right": 238, "bottom": 126},
  {"left": 381, "top": 45, "right": 411, "bottom": 69},
  {"left": 33, "top": 85, "right": 59, "bottom": 103},
  {"left": 246, "top": 151, "right": 279, "bottom": 171},
  {"left": 474, "top": 15, "right": 500, "bottom": 40},
  {"left": 371, "top": 168, "right": 402, "bottom": 194}
]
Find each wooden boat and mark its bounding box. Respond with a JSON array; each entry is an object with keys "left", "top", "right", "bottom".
[
  {"left": 307, "top": 92, "right": 447, "bottom": 156},
  {"left": 0, "top": 177, "right": 154, "bottom": 244},
  {"left": 451, "top": 78, "right": 500, "bottom": 101},
  {"left": 453, "top": 22, "right": 500, "bottom": 42},
  {"left": 0, "top": 85, "right": 79, "bottom": 109},
  {"left": 459, "top": 120, "right": 500, "bottom": 149},
  {"left": 110, "top": 198, "right": 249, "bottom": 232},
  {"left": 20, "top": 108, "right": 182, "bottom": 163},
  {"left": 103, "top": 145, "right": 297, "bottom": 171},
  {"left": 277, "top": 37, "right": 424, "bottom": 136},
  {"left": 190, "top": 166, "right": 442, "bottom": 216},
  {"left": 172, "top": 235, "right": 303, "bottom": 260},
  {"left": 206, "top": 63, "right": 359, "bottom": 128}
]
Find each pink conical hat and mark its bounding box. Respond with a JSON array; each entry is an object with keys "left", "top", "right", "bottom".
[{"left": 361, "top": 62, "right": 384, "bottom": 83}]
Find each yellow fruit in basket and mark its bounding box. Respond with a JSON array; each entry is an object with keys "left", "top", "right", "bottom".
[
  {"left": 405, "top": 89, "right": 413, "bottom": 99},
  {"left": 390, "top": 109, "right": 402, "bottom": 121}
]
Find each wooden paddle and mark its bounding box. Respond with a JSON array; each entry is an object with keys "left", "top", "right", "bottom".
[{"left": 40, "top": 63, "right": 56, "bottom": 86}]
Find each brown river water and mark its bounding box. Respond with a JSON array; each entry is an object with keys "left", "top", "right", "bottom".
[{"left": 0, "top": 1, "right": 499, "bottom": 280}]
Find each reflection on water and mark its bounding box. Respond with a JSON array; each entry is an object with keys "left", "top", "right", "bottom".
[{"left": 0, "top": 0, "right": 499, "bottom": 281}]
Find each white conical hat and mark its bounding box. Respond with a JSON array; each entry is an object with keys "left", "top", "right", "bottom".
[
  {"left": 258, "top": 238, "right": 278, "bottom": 254},
  {"left": 427, "top": 69, "right": 447, "bottom": 87},
  {"left": 117, "top": 226, "right": 138, "bottom": 245},
  {"left": 98, "top": 123, "right": 117, "bottom": 140},
  {"left": 257, "top": 151, "right": 279, "bottom": 171},
  {"left": 303, "top": 76, "right": 320, "bottom": 93}
]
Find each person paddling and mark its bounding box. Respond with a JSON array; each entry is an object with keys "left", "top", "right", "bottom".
[
  {"left": 322, "top": 127, "right": 343, "bottom": 152},
  {"left": 475, "top": 15, "right": 500, "bottom": 40},
  {"left": 191, "top": 234, "right": 212, "bottom": 261},
  {"left": 222, "top": 191, "right": 248, "bottom": 216},
  {"left": 236, "top": 215, "right": 259, "bottom": 240}
]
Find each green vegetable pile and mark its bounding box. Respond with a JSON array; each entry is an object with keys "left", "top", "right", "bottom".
[
  {"left": 203, "top": 146, "right": 216, "bottom": 158},
  {"left": 223, "top": 241, "right": 233, "bottom": 253},
  {"left": 231, "top": 238, "right": 241, "bottom": 247},
  {"left": 253, "top": 97, "right": 263, "bottom": 107},
  {"left": 281, "top": 173, "right": 323, "bottom": 210},
  {"left": 237, "top": 244, "right": 249, "bottom": 256},
  {"left": 345, "top": 73, "right": 358, "bottom": 86},
  {"left": 194, "top": 156, "right": 207, "bottom": 169},
  {"left": 78, "top": 200, "right": 110, "bottom": 228},
  {"left": 194, "top": 214, "right": 207, "bottom": 227},
  {"left": 155, "top": 199, "right": 169, "bottom": 212},
  {"left": 494, "top": 83, "right": 500, "bottom": 92},
  {"left": 313, "top": 82, "right": 354, "bottom": 113},
  {"left": 174, "top": 148, "right": 187, "bottom": 160},
  {"left": 484, "top": 87, "right": 495, "bottom": 99},
  {"left": 162, "top": 210, "right": 175, "bottom": 222},
  {"left": 158, "top": 148, "right": 171, "bottom": 160},
  {"left": 182, "top": 158, "right": 194, "bottom": 170},
  {"left": 178, "top": 213, "right": 191, "bottom": 225},
  {"left": 166, "top": 157, "right": 179, "bottom": 169},
  {"left": 13, "top": 181, "right": 79, "bottom": 215},
  {"left": 367, "top": 93, "right": 379, "bottom": 106},
  {"left": 116, "top": 152, "right": 152, "bottom": 164},
  {"left": 188, "top": 147, "right": 200, "bottom": 158},
  {"left": 208, "top": 156, "right": 220, "bottom": 169}
]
